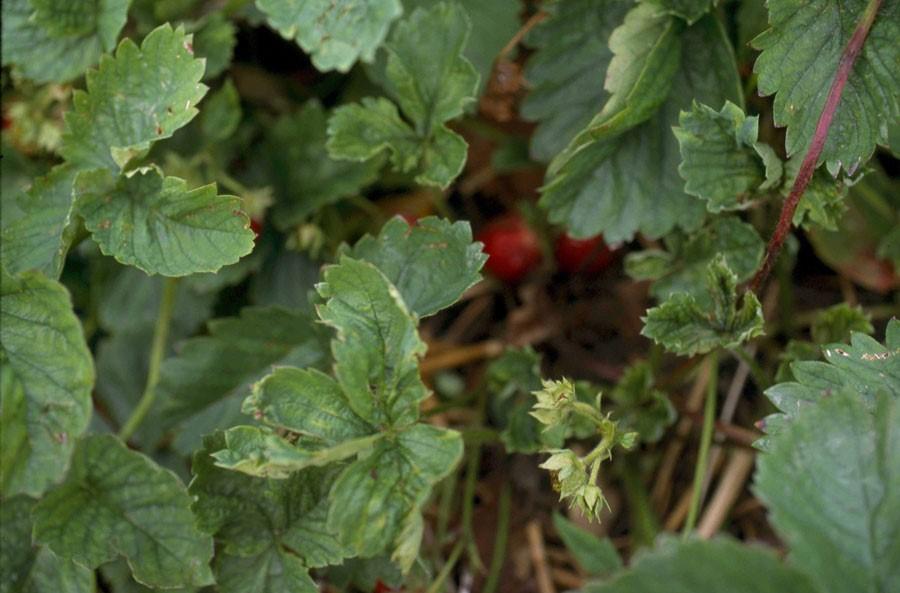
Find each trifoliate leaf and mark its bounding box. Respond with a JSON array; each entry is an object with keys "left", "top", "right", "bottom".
[
  {"left": 0, "top": 495, "right": 96, "bottom": 593},
  {"left": 1, "top": 0, "right": 130, "bottom": 83},
  {"left": 160, "top": 306, "right": 328, "bottom": 453},
  {"left": 345, "top": 216, "right": 487, "bottom": 318},
  {"left": 625, "top": 216, "right": 764, "bottom": 304},
  {"left": 580, "top": 536, "right": 819, "bottom": 593},
  {"left": 194, "top": 13, "right": 236, "bottom": 80},
  {"left": 521, "top": 0, "right": 632, "bottom": 162},
  {"left": 317, "top": 257, "right": 427, "bottom": 427},
  {"left": 609, "top": 361, "right": 675, "bottom": 443},
  {"left": 785, "top": 157, "right": 848, "bottom": 231},
  {"left": 60, "top": 24, "right": 207, "bottom": 172},
  {"left": 0, "top": 165, "right": 78, "bottom": 279},
  {"left": 540, "top": 14, "right": 742, "bottom": 241},
  {"left": 327, "top": 2, "right": 479, "bottom": 188},
  {"left": 191, "top": 433, "right": 348, "bottom": 592},
  {"left": 327, "top": 424, "right": 462, "bottom": 562},
  {"left": 763, "top": 320, "right": 899, "bottom": 437},
  {"left": 674, "top": 101, "right": 782, "bottom": 211},
  {"left": 755, "top": 392, "right": 900, "bottom": 593},
  {"left": 0, "top": 270, "right": 93, "bottom": 498},
  {"left": 753, "top": 0, "right": 900, "bottom": 173},
  {"left": 642, "top": 255, "right": 765, "bottom": 356},
  {"left": 33, "top": 434, "right": 214, "bottom": 588},
  {"left": 552, "top": 513, "right": 622, "bottom": 578},
  {"left": 256, "top": 0, "right": 402, "bottom": 72},
  {"left": 266, "top": 101, "right": 381, "bottom": 231},
  {"left": 75, "top": 167, "right": 254, "bottom": 277}
]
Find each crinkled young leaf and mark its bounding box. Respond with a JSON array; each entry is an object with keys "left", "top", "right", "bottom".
[
  {"left": 1, "top": 0, "right": 130, "bottom": 83},
  {"left": 327, "top": 424, "right": 463, "bottom": 562},
  {"left": 317, "top": 257, "right": 427, "bottom": 427},
  {"left": 346, "top": 216, "right": 487, "bottom": 318},
  {"left": 752, "top": 0, "right": 900, "bottom": 173},
  {"left": 75, "top": 167, "right": 254, "bottom": 277},
  {"left": 540, "top": 14, "right": 742, "bottom": 241},
  {"left": 61, "top": 24, "right": 207, "bottom": 172},
  {"left": 580, "top": 536, "right": 819, "bottom": 593},
  {"left": 625, "top": 216, "right": 764, "bottom": 304},
  {"left": 0, "top": 270, "right": 93, "bottom": 498},
  {"left": 674, "top": 101, "right": 782, "bottom": 211},
  {"left": 191, "top": 433, "right": 348, "bottom": 592},
  {"left": 256, "top": 0, "right": 402, "bottom": 72},
  {"left": 0, "top": 165, "right": 78, "bottom": 279},
  {"left": 642, "top": 256, "right": 765, "bottom": 356},
  {"left": 521, "top": 0, "right": 632, "bottom": 162},
  {"left": 609, "top": 362, "right": 675, "bottom": 443},
  {"left": 327, "top": 2, "right": 478, "bottom": 188},
  {"left": 755, "top": 392, "right": 900, "bottom": 593},
  {"left": 266, "top": 101, "right": 381, "bottom": 230},
  {"left": 33, "top": 434, "right": 214, "bottom": 588},
  {"left": 160, "top": 306, "right": 328, "bottom": 452},
  {"left": 0, "top": 495, "right": 96, "bottom": 593},
  {"left": 811, "top": 303, "right": 874, "bottom": 344}
]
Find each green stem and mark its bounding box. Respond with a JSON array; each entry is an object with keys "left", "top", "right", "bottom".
[
  {"left": 461, "top": 442, "right": 484, "bottom": 571},
  {"left": 425, "top": 539, "right": 466, "bottom": 593},
  {"left": 482, "top": 483, "right": 512, "bottom": 593},
  {"left": 118, "top": 277, "right": 178, "bottom": 442},
  {"left": 618, "top": 458, "right": 659, "bottom": 548},
  {"left": 683, "top": 351, "right": 718, "bottom": 537}
]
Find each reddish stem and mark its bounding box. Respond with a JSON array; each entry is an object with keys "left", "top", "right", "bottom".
[{"left": 749, "top": 0, "right": 884, "bottom": 293}]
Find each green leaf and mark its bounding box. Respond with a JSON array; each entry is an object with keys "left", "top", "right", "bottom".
[
  {"left": 609, "top": 362, "right": 675, "bottom": 443},
  {"left": 200, "top": 79, "right": 242, "bottom": 143},
  {"left": 160, "top": 306, "right": 328, "bottom": 452},
  {"left": 755, "top": 392, "right": 900, "bottom": 593},
  {"left": 75, "top": 167, "right": 254, "bottom": 277},
  {"left": 552, "top": 512, "right": 622, "bottom": 578},
  {"left": 674, "top": 101, "right": 782, "bottom": 211},
  {"left": 194, "top": 13, "right": 236, "bottom": 80},
  {"left": 486, "top": 347, "right": 555, "bottom": 453},
  {"left": 763, "top": 319, "right": 899, "bottom": 435},
  {"left": 1, "top": 0, "right": 130, "bottom": 83},
  {"left": 810, "top": 303, "right": 874, "bottom": 344},
  {"left": 786, "top": 157, "right": 848, "bottom": 231},
  {"left": 580, "top": 537, "right": 819, "bottom": 593},
  {"left": 327, "top": 2, "right": 479, "bottom": 188},
  {"left": 644, "top": 0, "right": 714, "bottom": 24},
  {"left": 540, "top": 14, "right": 742, "bottom": 241},
  {"left": 752, "top": 0, "right": 900, "bottom": 172},
  {"left": 1, "top": 165, "right": 78, "bottom": 279},
  {"left": 641, "top": 255, "right": 765, "bottom": 356},
  {"left": 191, "top": 433, "right": 348, "bottom": 592},
  {"left": 624, "top": 216, "right": 764, "bottom": 304},
  {"left": 60, "top": 24, "right": 207, "bottom": 172},
  {"left": 327, "top": 424, "right": 463, "bottom": 562},
  {"left": 256, "top": 0, "right": 402, "bottom": 72},
  {"left": 317, "top": 257, "right": 427, "bottom": 427},
  {"left": 0, "top": 495, "right": 95, "bottom": 593},
  {"left": 242, "top": 367, "right": 373, "bottom": 444},
  {"left": 0, "top": 269, "right": 93, "bottom": 497},
  {"left": 521, "top": 0, "right": 632, "bottom": 162},
  {"left": 345, "top": 216, "right": 487, "bottom": 318},
  {"left": 33, "top": 434, "right": 214, "bottom": 588},
  {"left": 266, "top": 101, "right": 381, "bottom": 230}
]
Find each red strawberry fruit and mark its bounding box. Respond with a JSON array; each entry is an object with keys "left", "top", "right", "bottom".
[
  {"left": 554, "top": 233, "right": 615, "bottom": 274},
  {"left": 477, "top": 214, "right": 543, "bottom": 283}
]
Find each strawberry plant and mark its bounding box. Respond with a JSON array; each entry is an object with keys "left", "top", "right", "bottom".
[{"left": 1, "top": 0, "right": 898, "bottom": 592}]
